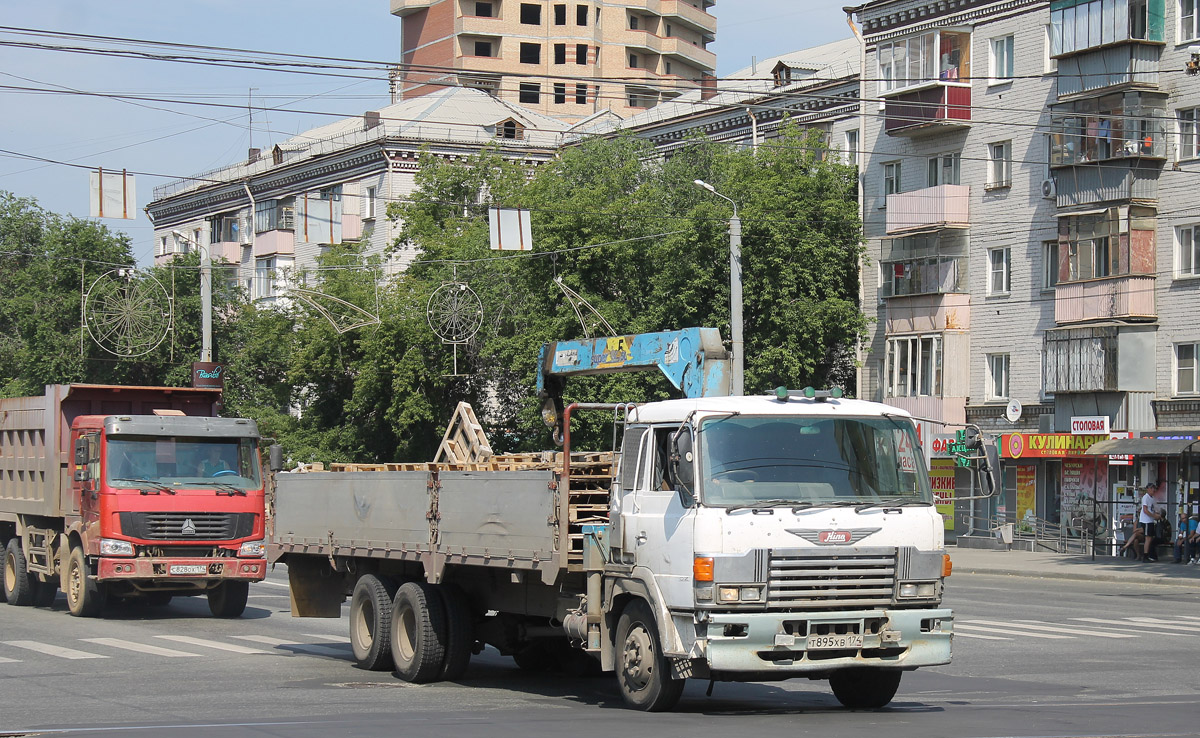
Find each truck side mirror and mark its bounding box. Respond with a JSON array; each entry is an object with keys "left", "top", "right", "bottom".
[
  {"left": 74, "top": 437, "right": 90, "bottom": 465},
  {"left": 269, "top": 444, "right": 285, "bottom": 473},
  {"left": 671, "top": 427, "right": 696, "bottom": 504}
]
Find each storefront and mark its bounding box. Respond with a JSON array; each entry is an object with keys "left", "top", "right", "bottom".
[
  {"left": 1084, "top": 431, "right": 1200, "bottom": 528},
  {"left": 998, "top": 432, "right": 1122, "bottom": 538}
]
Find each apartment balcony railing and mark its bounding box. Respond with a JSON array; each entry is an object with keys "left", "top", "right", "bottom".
[
  {"left": 882, "top": 82, "right": 971, "bottom": 136},
  {"left": 389, "top": 0, "right": 437, "bottom": 16},
  {"left": 658, "top": 36, "right": 715, "bottom": 69},
  {"left": 654, "top": 0, "right": 717, "bottom": 36},
  {"left": 253, "top": 230, "right": 295, "bottom": 258},
  {"left": 885, "top": 184, "right": 969, "bottom": 234},
  {"left": 1054, "top": 275, "right": 1156, "bottom": 324}
]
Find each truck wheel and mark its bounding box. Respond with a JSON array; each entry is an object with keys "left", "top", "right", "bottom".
[
  {"left": 829, "top": 668, "right": 903, "bottom": 709},
  {"left": 32, "top": 577, "right": 59, "bottom": 607},
  {"left": 389, "top": 581, "right": 447, "bottom": 684},
  {"left": 615, "top": 600, "right": 685, "bottom": 711},
  {"left": 208, "top": 581, "right": 250, "bottom": 618},
  {"left": 437, "top": 584, "right": 473, "bottom": 681},
  {"left": 65, "top": 546, "right": 106, "bottom": 617},
  {"left": 3, "top": 539, "right": 36, "bottom": 606},
  {"left": 350, "top": 574, "right": 398, "bottom": 671}
]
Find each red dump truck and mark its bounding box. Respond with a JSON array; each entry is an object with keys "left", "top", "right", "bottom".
[{"left": 1, "top": 384, "right": 267, "bottom": 617}]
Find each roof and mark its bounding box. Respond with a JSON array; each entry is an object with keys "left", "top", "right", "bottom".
[
  {"left": 628, "top": 394, "right": 912, "bottom": 425},
  {"left": 1085, "top": 438, "right": 1200, "bottom": 456}
]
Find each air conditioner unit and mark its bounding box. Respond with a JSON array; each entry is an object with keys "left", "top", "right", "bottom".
[{"left": 1040, "top": 177, "right": 1057, "bottom": 199}]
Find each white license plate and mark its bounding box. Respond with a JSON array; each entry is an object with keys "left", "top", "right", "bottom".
[
  {"left": 807, "top": 634, "right": 864, "bottom": 650},
  {"left": 169, "top": 564, "right": 208, "bottom": 576}
]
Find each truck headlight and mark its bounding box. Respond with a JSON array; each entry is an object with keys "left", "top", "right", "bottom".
[
  {"left": 718, "top": 586, "right": 740, "bottom": 603},
  {"left": 99, "top": 538, "right": 134, "bottom": 556},
  {"left": 717, "top": 585, "right": 764, "bottom": 603},
  {"left": 238, "top": 540, "right": 266, "bottom": 557},
  {"left": 899, "top": 581, "right": 938, "bottom": 598}
]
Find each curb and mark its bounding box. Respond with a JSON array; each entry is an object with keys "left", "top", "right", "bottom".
[{"left": 954, "top": 565, "right": 1200, "bottom": 588}]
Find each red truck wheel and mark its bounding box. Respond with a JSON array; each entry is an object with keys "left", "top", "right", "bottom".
[
  {"left": 208, "top": 581, "right": 249, "bottom": 618},
  {"left": 4, "top": 539, "right": 36, "bottom": 606},
  {"left": 64, "top": 546, "right": 106, "bottom": 617}
]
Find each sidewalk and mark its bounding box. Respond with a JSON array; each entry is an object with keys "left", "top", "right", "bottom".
[{"left": 948, "top": 545, "right": 1200, "bottom": 587}]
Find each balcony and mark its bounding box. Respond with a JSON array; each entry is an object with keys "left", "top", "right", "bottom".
[
  {"left": 1054, "top": 275, "right": 1156, "bottom": 324},
  {"left": 1056, "top": 45, "right": 1160, "bottom": 98},
  {"left": 886, "top": 185, "right": 969, "bottom": 234},
  {"left": 390, "top": 0, "right": 437, "bottom": 17},
  {"left": 653, "top": 0, "right": 717, "bottom": 36},
  {"left": 658, "top": 36, "right": 715, "bottom": 70},
  {"left": 253, "top": 230, "right": 295, "bottom": 258},
  {"left": 209, "top": 241, "right": 243, "bottom": 264},
  {"left": 884, "top": 293, "right": 971, "bottom": 334},
  {"left": 883, "top": 82, "right": 971, "bottom": 137}
]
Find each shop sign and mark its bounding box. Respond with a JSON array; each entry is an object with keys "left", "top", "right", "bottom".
[
  {"left": 1107, "top": 431, "right": 1132, "bottom": 466},
  {"left": 1015, "top": 465, "right": 1037, "bottom": 532},
  {"left": 1070, "top": 416, "right": 1109, "bottom": 434},
  {"left": 928, "top": 458, "right": 955, "bottom": 531},
  {"left": 1001, "top": 432, "right": 1108, "bottom": 459},
  {"left": 930, "top": 433, "right": 957, "bottom": 459},
  {"left": 191, "top": 362, "right": 224, "bottom": 390}
]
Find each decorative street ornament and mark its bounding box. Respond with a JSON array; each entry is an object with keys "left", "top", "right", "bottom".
[
  {"left": 427, "top": 280, "right": 483, "bottom": 377},
  {"left": 82, "top": 268, "right": 172, "bottom": 357}
]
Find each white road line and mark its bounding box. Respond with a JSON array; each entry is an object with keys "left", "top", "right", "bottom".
[
  {"left": 3, "top": 640, "right": 108, "bottom": 660},
  {"left": 952, "top": 631, "right": 1011, "bottom": 641},
  {"left": 0, "top": 656, "right": 21, "bottom": 663},
  {"left": 954, "top": 624, "right": 1071, "bottom": 639},
  {"left": 992, "top": 619, "right": 1138, "bottom": 638},
  {"left": 154, "top": 635, "right": 269, "bottom": 655},
  {"left": 1179, "top": 615, "right": 1200, "bottom": 622},
  {"left": 256, "top": 580, "right": 290, "bottom": 588},
  {"left": 1071, "top": 617, "right": 1200, "bottom": 634},
  {"left": 1061, "top": 618, "right": 1198, "bottom": 637},
  {"left": 1127, "top": 617, "right": 1200, "bottom": 631},
  {"left": 303, "top": 633, "right": 351, "bottom": 644},
  {"left": 80, "top": 638, "right": 200, "bottom": 658},
  {"left": 232, "top": 635, "right": 350, "bottom": 657},
  {"left": 247, "top": 594, "right": 290, "bottom": 599}
]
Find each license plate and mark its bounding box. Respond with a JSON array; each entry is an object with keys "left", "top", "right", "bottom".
[
  {"left": 807, "top": 634, "right": 864, "bottom": 650},
  {"left": 169, "top": 564, "right": 208, "bottom": 576}
]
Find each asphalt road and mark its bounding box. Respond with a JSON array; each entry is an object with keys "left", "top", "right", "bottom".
[{"left": 1, "top": 568, "right": 1198, "bottom": 738}]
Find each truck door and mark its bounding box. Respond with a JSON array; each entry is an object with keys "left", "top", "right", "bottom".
[{"left": 628, "top": 426, "right": 695, "bottom": 609}]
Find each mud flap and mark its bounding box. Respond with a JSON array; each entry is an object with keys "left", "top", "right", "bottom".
[{"left": 287, "top": 556, "right": 344, "bottom": 617}]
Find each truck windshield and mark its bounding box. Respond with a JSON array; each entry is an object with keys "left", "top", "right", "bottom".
[
  {"left": 106, "top": 436, "right": 262, "bottom": 491},
  {"left": 698, "top": 415, "right": 931, "bottom": 507}
]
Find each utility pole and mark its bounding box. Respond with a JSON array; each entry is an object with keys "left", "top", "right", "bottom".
[{"left": 694, "top": 179, "right": 744, "bottom": 396}]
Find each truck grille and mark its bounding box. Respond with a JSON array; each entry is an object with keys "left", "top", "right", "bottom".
[
  {"left": 118, "top": 512, "right": 255, "bottom": 541},
  {"left": 768, "top": 550, "right": 896, "bottom": 610}
]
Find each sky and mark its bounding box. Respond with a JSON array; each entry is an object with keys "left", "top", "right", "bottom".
[{"left": 0, "top": 1, "right": 852, "bottom": 265}]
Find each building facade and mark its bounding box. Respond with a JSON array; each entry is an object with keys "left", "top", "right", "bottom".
[{"left": 389, "top": 0, "right": 717, "bottom": 121}]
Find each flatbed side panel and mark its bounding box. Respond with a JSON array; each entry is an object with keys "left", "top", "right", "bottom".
[
  {"left": 436, "top": 471, "right": 559, "bottom": 565},
  {"left": 272, "top": 471, "right": 430, "bottom": 552},
  {"left": 0, "top": 390, "right": 58, "bottom": 517}
]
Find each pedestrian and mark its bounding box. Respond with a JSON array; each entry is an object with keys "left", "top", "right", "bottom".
[{"left": 1138, "top": 482, "right": 1163, "bottom": 562}]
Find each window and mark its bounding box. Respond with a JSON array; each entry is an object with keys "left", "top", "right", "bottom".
[
  {"left": 844, "top": 129, "right": 859, "bottom": 168},
  {"left": 990, "top": 35, "right": 1015, "bottom": 82},
  {"left": 576, "top": 44, "right": 589, "bottom": 64},
  {"left": 519, "top": 43, "right": 541, "bottom": 64},
  {"left": 988, "top": 140, "right": 1012, "bottom": 188},
  {"left": 877, "top": 29, "right": 970, "bottom": 92},
  {"left": 575, "top": 83, "right": 588, "bottom": 104},
  {"left": 554, "top": 3, "right": 566, "bottom": 24},
  {"left": 880, "top": 230, "right": 969, "bottom": 297},
  {"left": 365, "top": 186, "right": 376, "bottom": 220},
  {"left": 254, "top": 257, "right": 276, "bottom": 300},
  {"left": 1043, "top": 240, "right": 1060, "bottom": 289},
  {"left": 1180, "top": 108, "right": 1200, "bottom": 160},
  {"left": 1059, "top": 206, "right": 1155, "bottom": 281},
  {"left": 665, "top": 23, "right": 672, "bottom": 37},
  {"left": 883, "top": 161, "right": 902, "bottom": 199},
  {"left": 1049, "top": 0, "right": 1165, "bottom": 56},
  {"left": 158, "top": 236, "right": 168, "bottom": 256},
  {"left": 554, "top": 83, "right": 566, "bottom": 104},
  {"left": 554, "top": 43, "right": 566, "bottom": 64},
  {"left": 518, "top": 83, "right": 540, "bottom": 104},
  {"left": 885, "top": 335, "right": 943, "bottom": 398},
  {"left": 1178, "top": 224, "right": 1200, "bottom": 276},
  {"left": 1044, "top": 24, "right": 1059, "bottom": 72},
  {"left": 520, "top": 3, "right": 541, "bottom": 24},
  {"left": 1177, "top": 342, "right": 1199, "bottom": 394},
  {"left": 497, "top": 119, "right": 523, "bottom": 139},
  {"left": 629, "top": 14, "right": 639, "bottom": 30},
  {"left": 926, "top": 153, "right": 960, "bottom": 186},
  {"left": 318, "top": 184, "right": 341, "bottom": 201},
  {"left": 665, "top": 61, "right": 672, "bottom": 75},
  {"left": 473, "top": 40, "right": 493, "bottom": 57},
  {"left": 1185, "top": 0, "right": 1200, "bottom": 41},
  {"left": 577, "top": 4, "right": 588, "bottom": 25},
  {"left": 210, "top": 213, "right": 240, "bottom": 243},
  {"left": 629, "top": 53, "right": 639, "bottom": 68},
  {"left": 255, "top": 200, "right": 278, "bottom": 233},
  {"left": 474, "top": 1, "right": 493, "bottom": 17},
  {"left": 988, "top": 247, "right": 1011, "bottom": 294},
  {"left": 1049, "top": 92, "right": 1167, "bottom": 166},
  {"left": 987, "top": 354, "right": 1010, "bottom": 401}
]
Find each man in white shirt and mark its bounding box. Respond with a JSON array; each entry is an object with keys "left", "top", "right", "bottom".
[{"left": 1139, "top": 482, "right": 1163, "bottom": 562}]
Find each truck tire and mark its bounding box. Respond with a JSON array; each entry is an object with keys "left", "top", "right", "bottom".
[
  {"left": 32, "top": 577, "right": 59, "bottom": 607},
  {"left": 208, "top": 581, "right": 250, "bottom": 618},
  {"left": 3, "top": 539, "right": 36, "bottom": 606},
  {"left": 437, "top": 584, "right": 473, "bottom": 681},
  {"left": 829, "top": 668, "right": 902, "bottom": 709},
  {"left": 389, "top": 581, "right": 447, "bottom": 684},
  {"left": 615, "top": 600, "right": 685, "bottom": 711},
  {"left": 350, "top": 574, "right": 398, "bottom": 671},
  {"left": 64, "top": 546, "right": 106, "bottom": 618}
]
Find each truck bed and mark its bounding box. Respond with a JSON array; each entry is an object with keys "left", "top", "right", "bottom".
[{"left": 270, "top": 453, "right": 614, "bottom": 584}]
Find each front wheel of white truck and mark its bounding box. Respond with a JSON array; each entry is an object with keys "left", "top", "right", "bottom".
[
  {"left": 829, "top": 668, "right": 903, "bottom": 709},
  {"left": 615, "top": 600, "right": 685, "bottom": 712}
]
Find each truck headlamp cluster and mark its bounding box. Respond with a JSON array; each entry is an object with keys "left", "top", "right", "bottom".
[
  {"left": 99, "top": 538, "right": 134, "bottom": 556},
  {"left": 898, "top": 582, "right": 938, "bottom": 599},
  {"left": 717, "top": 585, "right": 764, "bottom": 603},
  {"left": 238, "top": 540, "right": 266, "bottom": 557}
]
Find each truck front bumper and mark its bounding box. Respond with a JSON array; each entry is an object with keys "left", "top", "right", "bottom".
[
  {"left": 701, "top": 608, "right": 953, "bottom": 676},
  {"left": 97, "top": 556, "right": 267, "bottom": 583}
]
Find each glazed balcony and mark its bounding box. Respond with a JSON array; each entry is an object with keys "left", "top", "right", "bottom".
[
  {"left": 882, "top": 82, "right": 971, "bottom": 137},
  {"left": 885, "top": 185, "right": 969, "bottom": 235}
]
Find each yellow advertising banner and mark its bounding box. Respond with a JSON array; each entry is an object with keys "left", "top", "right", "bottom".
[
  {"left": 929, "top": 459, "right": 955, "bottom": 531},
  {"left": 1016, "top": 465, "right": 1037, "bottom": 532}
]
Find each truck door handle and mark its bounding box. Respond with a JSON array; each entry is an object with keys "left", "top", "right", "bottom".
[{"left": 636, "top": 532, "right": 647, "bottom": 545}]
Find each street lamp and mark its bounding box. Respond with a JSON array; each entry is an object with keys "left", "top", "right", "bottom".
[
  {"left": 694, "top": 179, "right": 744, "bottom": 396},
  {"left": 176, "top": 230, "right": 212, "bottom": 362}
]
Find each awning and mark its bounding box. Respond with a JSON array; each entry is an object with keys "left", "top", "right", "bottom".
[{"left": 1085, "top": 438, "right": 1200, "bottom": 456}]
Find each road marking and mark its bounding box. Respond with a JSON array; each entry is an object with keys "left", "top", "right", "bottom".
[
  {"left": 232, "top": 635, "right": 350, "bottom": 657},
  {"left": 1071, "top": 617, "right": 1200, "bottom": 634},
  {"left": 3, "top": 640, "right": 108, "bottom": 660},
  {"left": 80, "top": 638, "right": 200, "bottom": 657},
  {"left": 303, "top": 633, "right": 351, "bottom": 644},
  {"left": 1062, "top": 617, "right": 1199, "bottom": 637},
  {"left": 952, "top": 631, "right": 1011, "bottom": 641},
  {"left": 993, "top": 619, "right": 1138, "bottom": 638},
  {"left": 256, "top": 580, "right": 289, "bottom": 588},
  {"left": 0, "top": 656, "right": 21, "bottom": 663},
  {"left": 953, "top": 624, "right": 1071, "bottom": 639},
  {"left": 154, "top": 635, "right": 269, "bottom": 654},
  {"left": 1126, "top": 617, "right": 1200, "bottom": 631}
]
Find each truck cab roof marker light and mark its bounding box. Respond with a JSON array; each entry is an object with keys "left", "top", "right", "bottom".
[{"left": 773, "top": 387, "right": 844, "bottom": 403}]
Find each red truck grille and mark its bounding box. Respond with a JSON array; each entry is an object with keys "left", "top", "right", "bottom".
[{"left": 118, "top": 512, "right": 255, "bottom": 541}]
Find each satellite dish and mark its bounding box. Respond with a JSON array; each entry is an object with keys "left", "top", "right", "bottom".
[{"left": 1005, "top": 398, "right": 1023, "bottom": 423}]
